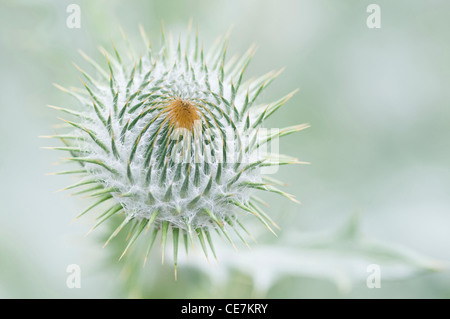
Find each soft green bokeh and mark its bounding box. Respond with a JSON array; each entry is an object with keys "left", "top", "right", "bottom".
[{"left": 0, "top": 0, "right": 449, "bottom": 298}]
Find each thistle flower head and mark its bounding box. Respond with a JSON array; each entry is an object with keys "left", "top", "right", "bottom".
[{"left": 45, "top": 24, "right": 308, "bottom": 271}]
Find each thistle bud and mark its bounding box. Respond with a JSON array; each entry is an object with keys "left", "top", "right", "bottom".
[{"left": 45, "top": 25, "right": 308, "bottom": 274}]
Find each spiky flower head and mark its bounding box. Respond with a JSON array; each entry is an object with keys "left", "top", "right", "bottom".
[{"left": 45, "top": 24, "right": 308, "bottom": 272}]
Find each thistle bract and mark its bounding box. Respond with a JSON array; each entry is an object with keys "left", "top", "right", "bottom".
[{"left": 46, "top": 25, "right": 308, "bottom": 272}]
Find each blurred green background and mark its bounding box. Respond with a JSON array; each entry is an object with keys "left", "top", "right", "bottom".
[{"left": 0, "top": 0, "right": 449, "bottom": 298}]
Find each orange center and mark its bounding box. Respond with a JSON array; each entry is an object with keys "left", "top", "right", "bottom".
[{"left": 165, "top": 99, "right": 200, "bottom": 131}]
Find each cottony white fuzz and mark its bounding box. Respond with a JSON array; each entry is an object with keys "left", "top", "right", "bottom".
[{"left": 45, "top": 24, "right": 308, "bottom": 272}]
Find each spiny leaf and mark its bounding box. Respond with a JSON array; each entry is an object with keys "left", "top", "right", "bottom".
[
  {"left": 73, "top": 194, "right": 112, "bottom": 221},
  {"left": 119, "top": 219, "right": 148, "bottom": 260},
  {"left": 88, "top": 203, "right": 123, "bottom": 234},
  {"left": 47, "top": 105, "right": 83, "bottom": 118},
  {"left": 204, "top": 229, "right": 217, "bottom": 260},
  {"left": 78, "top": 49, "right": 109, "bottom": 79},
  {"left": 57, "top": 179, "right": 97, "bottom": 192},
  {"left": 144, "top": 227, "right": 159, "bottom": 266},
  {"left": 161, "top": 221, "right": 169, "bottom": 264},
  {"left": 104, "top": 217, "right": 131, "bottom": 247},
  {"left": 173, "top": 228, "right": 179, "bottom": 279},
  {"left": 196, "top": 228, "right": 209, "bottom": 261}
]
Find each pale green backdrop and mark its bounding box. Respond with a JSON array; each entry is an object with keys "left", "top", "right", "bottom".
[{"left": 0, "top": 0, "right": 449, "bottom": 298}]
